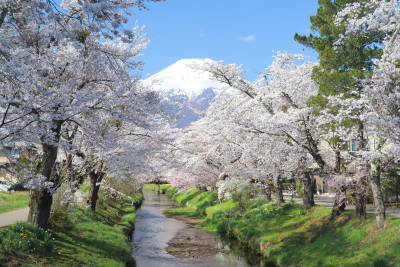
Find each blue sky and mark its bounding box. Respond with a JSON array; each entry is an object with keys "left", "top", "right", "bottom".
[{"left": 130, "top": 0, "right": 320, "bottom": 81}]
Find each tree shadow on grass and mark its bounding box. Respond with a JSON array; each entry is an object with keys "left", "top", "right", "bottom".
[
  {"left": 270, "top": 212, "right": 400, "bottom": 267},
  {"left": 55, "top": 227, "right": 129, "bottom": 267}
]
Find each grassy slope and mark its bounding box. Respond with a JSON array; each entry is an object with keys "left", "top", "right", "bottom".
[
  {"left": 0, "top": 194, "right": 143, "bottom": 267},
  {"left": 0, "top": 191, "right": 30, "bottom": 213},
  {"left": 142, "top": 183, "right": 171, "bottom": 194},
  {"left": 162, "top": 185, "right": 400, "bottom": 267}
]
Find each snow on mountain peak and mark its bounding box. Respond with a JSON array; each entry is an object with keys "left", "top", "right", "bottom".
[{"left": 142, "top": 58, "right": 225, "bottom": 100}]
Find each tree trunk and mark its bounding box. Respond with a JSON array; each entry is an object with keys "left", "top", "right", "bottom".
[
  {"left": 28, "top": 188, "right": 53, "bottom": 229},
  {"left": 86, "top": 170, "right": 104, "bottom": 211},
  {"left": 0, "top": 8, "right": 8, "bottom": 28},
  {"left": 335, "top": 150, "right": 341, "bottom": 172},
  {"left": 28, "top": 149, "right": 57, "bottom": 229},
  {"left": 355, "top": 190, "right": 366, "bottom": 218},
  {"left": 395, "top": 177, "right": 399, "bottom": 207},
  {"left": 302, "top": 172, "right": 315, "bottom": 209},
  {"left": 275, "top": 175, "right": 284, "bottom": 205},
  {"left": 28, "top": 121, "right": 62, "bottom": 229},
  {"left": 330, "top": 197, "right": 346, "bottom": 220},
  {"left": 354, "top": 177, "right": 366, "bottom": 218},
  {"left": 370, "top": 164, "right": 385, "bottom": 228},
  {"left": 330, "top": 186, "right": 346, "bottom": 220},
  {"left": 265, "top": 183, "right": 272, "bottom": 201}
]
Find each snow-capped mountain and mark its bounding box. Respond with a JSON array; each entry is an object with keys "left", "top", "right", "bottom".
[{"left": 142, "top": 58, "right": 227, "bottom": 128}]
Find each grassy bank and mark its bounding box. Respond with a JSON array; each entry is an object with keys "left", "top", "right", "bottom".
[
  {"left": 142, "top": 183, "right": 171, "bottom": 194},
  {"left": 0, "top": 193, "right": 143, "bottom": 267},
  {"left": 160, "top": 185, "right": 400, "bottom": 267},
  {"left": 0, "top": 191, "right": 30, "bottom": 213}
]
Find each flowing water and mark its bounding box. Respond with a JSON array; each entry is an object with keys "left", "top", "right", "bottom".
[{"left": 131, "top": 192, "right": 264, "bottom": 267}]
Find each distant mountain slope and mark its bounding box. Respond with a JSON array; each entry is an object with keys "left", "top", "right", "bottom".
[{"left": 142, "top": 58, "right": 226, "bottom": 127}]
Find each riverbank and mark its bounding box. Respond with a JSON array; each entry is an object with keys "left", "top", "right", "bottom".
[
  {"left": 0, "top": 193, "right": 143, "bottom": 267},
  {"left": 145, "top": 184, "right": 400, "bottom": 267},
  {"left": 133, "top": 190, "right": 262, "bottom": 266}
]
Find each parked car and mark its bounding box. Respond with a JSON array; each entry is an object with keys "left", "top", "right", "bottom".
[
  {"left": 7, "top": 182, "right": 28, "bottom": 191},
  {"left": 0, "top": 180, "right": 14, "bottom": 191}
]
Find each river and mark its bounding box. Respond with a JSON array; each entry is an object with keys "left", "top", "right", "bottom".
[{"left": 131, "top": 192, "right": 264, "bottom": 267}]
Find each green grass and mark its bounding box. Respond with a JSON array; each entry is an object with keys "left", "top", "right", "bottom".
[
  {"left": 0, "top": 194, "right": 142, "bottom": 267},
  {"left": 171, "top": 187, "right": 202, "bottom": 206},
  {"left": 0, "top": 191, "right": 30, "bottom": 213},
  {"left": 164, "top": 187, "right": 400, "bottom": 267},
  {"left": 142, "top": 183, "right": 172, "bottom": 194},
  {"left": 142, "top": 184, "right": 158, "bottom": 191}
]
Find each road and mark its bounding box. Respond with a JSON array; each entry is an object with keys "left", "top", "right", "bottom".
[
  {"left": 0, "top": 207, "right": 29, "bottom": 227},
  {"left": 285, "top": 195, "right": 400, "bottom": 218}
]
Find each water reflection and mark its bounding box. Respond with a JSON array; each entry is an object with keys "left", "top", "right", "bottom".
[{"left": 131, "top": 192, "right": 263, "bottom": 267}]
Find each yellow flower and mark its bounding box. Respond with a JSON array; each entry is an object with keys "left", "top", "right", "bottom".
[
  {"left": 58, "top": 252, "right": 61, "bottom": 255},
  {"left": 52, "top": 238, "right": 55, "bottom": 240}
]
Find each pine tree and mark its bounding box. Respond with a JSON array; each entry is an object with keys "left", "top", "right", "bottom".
[{"left": 294, "top": 0, "right": 384, "bottom": 108}]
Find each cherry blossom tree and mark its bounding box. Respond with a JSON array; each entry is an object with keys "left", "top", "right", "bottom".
[
  {"left": 191, "top": 52, "right": 330, "bottom": 208},
  {"left": 328, "top": 0, "right": 400, "bottom": 227},
  {"left": 0, "top": 0, "right": 165, "bottom": 228}
]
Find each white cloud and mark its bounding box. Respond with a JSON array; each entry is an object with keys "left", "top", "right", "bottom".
[{"left": 238, "top": 35, "right": 255, "bottom": 42}]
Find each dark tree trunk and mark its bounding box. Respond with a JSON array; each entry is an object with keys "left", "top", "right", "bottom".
[
  {"left": 355, "top": 191, "right": 366, "bottom": 218},
  {"left": 330, "top": 199, "right": 346, "bottom": 220},
  {"left": 302, "top": 172, "right": 315, "bottom": 209},
  {"left": 86, "top": 170, "right": 105, "bottom": 211},
  {"left": 265, "top": 183, "right": 273, "bottom": 201},
  {"left": 28, "top": 121, "right": 62, "bottom": 230},
  {"left": 335, "top": 150, "right": 341, "bottom": 172},
  {"left": 275, "top": 175, "right": 284, "bottom": 205},
  {"left": 28, "top": 189, "right": 53, "bottom": 229},
  {"left": 330, "top": 187, "right": 346, "bottom": 220},
  {"left": 0, "top": 7, "right": 8, "bottom": 28},
  {"left": 355, "top": 179, "right": 366, "bottom": 218}
]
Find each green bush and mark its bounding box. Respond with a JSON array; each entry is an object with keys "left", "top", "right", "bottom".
[
  {"left": 134, "top": 194, "right": 144, "bottom": 205},
  {"left": 165, "top": 185, "right": 178, "bottom": 196},
  {"left": 373, "top": 258, "right": 388, "bottom": 267},
  {"left": 49, "top": 183, "right": 75, "bottom": 232},
  {"left": 1, "top": 221, "right": 54, "bottom": 253}
]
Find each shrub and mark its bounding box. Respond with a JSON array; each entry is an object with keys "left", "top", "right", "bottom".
[
  {"left": 1, "top": 221, "right": 54, "bottom": 253},
  {"left": 49, "top": 183, "right": 75, "bottom": 232},
  {"left": 216, "top": 177, "right": 259, "bottom": 209},
  {"left": 373, "top": 258, "right": 388, "bottom": 267}
]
